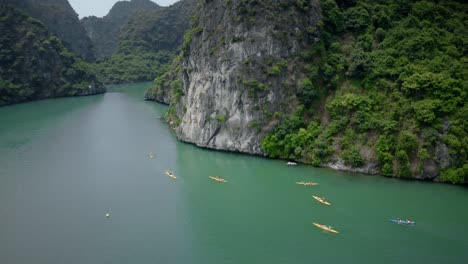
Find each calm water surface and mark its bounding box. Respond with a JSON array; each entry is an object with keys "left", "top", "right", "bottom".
[{"left": 0, "top": 83, "right": 467, "bottom": 264}]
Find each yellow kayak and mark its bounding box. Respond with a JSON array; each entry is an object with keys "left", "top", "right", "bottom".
[
  {"left": 165, "top": 171, "right": 176, "bottom": 179},
  {"left": 296, "top": 181, "right": 319, "bottom": 186},
  {"left": 209, "top": 176, "right": 227, "bottom": 183},
  {"left": 313, "top": 223, "right": 339, "bottom": 234},
  {"left": 313, "top": 195, "right": 331, "bottom": 206}
]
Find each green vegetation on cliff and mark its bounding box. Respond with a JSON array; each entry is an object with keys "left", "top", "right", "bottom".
[
  {"left": 0, "top": 5, "right": 103, "bottom": 106},
  {"left": 81, "top": 0, "right": 160, "bottom": 60},
  {"left": 95, "top": 49, "right": 173, "bottom": 84},
  {"left": 261, "top": 0, "right": 467, "bottom": 183},
  {"left": 92, "top": 0, "right": 196, "bottom": 84},
  {"left": 1, "top": 0, "right": 95, "bottom": 61}
]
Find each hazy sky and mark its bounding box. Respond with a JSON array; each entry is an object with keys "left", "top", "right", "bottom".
[{"left": 69, "top": 0, "right": 179, "bottom": 18}]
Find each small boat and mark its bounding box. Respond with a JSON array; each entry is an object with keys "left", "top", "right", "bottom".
[
  {"left": 296, "top": 181, "right": 319, "bottom": 186},
  {"left": 313, "top": 223, "right": 339, "bottom": 234},
  {"left": 287, "top": 162, "right": 297, "bottom": 166},
  {"left": 312, "top": 195, "right": 331, "bottom": 206},
  {"left": 209, "top": 176, "right": 227, "bottom": 183},
  {"left": 388, "top": 219, "right": 416, "bottom": 225},
  {"left": 165, "top": 171, "right": 176, "bottom": 179}
]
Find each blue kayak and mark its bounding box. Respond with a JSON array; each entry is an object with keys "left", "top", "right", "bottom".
[{"left": 389, "top": 219, "right": 416, "bottom": 225}]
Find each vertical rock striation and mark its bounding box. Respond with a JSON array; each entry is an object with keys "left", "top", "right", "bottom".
[
  {"left": 148, "top": 0, "right": 466, "bottom": 182},
  {"left": 150, "top": 0, "right": 322, "bottom": 154}
]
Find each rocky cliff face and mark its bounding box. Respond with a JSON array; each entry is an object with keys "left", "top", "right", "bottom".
[
  {"left": 91, "top": 0, "right": 197, "bottom": 84},
  {"left": 81, "top": 0, "right": 160, "bottom": 59},
  {"left": 149, "top": 0, "right": 466, "bottom": 183},
  {"left": 148, "top": 0, "right": 322, "bottom": 154},
  {"left": 0, "top": 5, "right": 104, "bottom": 106},
  {"left": 119, "top": 0, "right": 196, "bottom": 54},
  {"left": 0, "top": 0, "right": 95, "bottom": 61}
]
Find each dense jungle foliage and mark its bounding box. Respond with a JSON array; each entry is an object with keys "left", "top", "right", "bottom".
[
  {"left": 261, "top": 0, "right": 467, "bottom": 183},
  {"left": 93, "top": 0, "right": 196, "bottom": 84},
  {"left": 0, "top": 0, "right": 95, "bottom": 61},
  {"left": 0, "top": 4, "right": 101, "bottom": 106}
]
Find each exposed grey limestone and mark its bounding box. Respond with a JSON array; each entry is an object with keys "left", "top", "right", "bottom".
[
  {"left": 324, "top": 159, "right": 380, "bottom": 175},
  {"left": 172, "top": 0, "right": 322, "bottom": 155},
  {"left": 144, "top": 84, "right": 171, "bottom": 104}
]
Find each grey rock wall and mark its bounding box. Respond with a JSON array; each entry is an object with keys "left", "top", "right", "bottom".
[{"left": 172, "top": 0, "right": 322, "bottom": 154}]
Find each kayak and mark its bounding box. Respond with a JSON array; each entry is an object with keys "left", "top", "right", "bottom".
[
  {"left": 165, "top": 171, "right": 176, "bottom": 179},
  {"left": 388, "top": 219, "right": 416, "bottom": 225},
  {"left": 313, "top": 223, "right": 339, "bottom": 234},
  {"left": 296, "top": 181, "right": 319, "bottom": 186},
  {"left": 209, "top": 176, "right": 227, "bottom": 183},
  {"left": 312, "top": 195, "right": 331, "bottom": 206}
]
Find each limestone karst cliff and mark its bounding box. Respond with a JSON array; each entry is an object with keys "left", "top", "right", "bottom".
[
  {"left": 81, "top": 0, "right": 160, "bottom": 60},
  {"left": 0, "top": 4, "right": 104, "bottom": 106},
  {"left": 147, "top": 0, "right": 467, "bottom": 183},
  {"left": 88, "top": 0, "right": 197, "bottom": 84},
  {"left": 0, "top": 0, "right": 95, "bottom": 61},
  {"left": 147, "top": 0, "right": 322, "bottom": 154}
]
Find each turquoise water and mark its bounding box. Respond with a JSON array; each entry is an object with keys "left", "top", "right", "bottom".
[{"left": 0, "top": 83, "right": 467, "bottom": 264}]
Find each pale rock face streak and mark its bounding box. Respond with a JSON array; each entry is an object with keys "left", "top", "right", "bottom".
[{"left": 173, "top": 0, "right": 322, "bottom": 154}]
